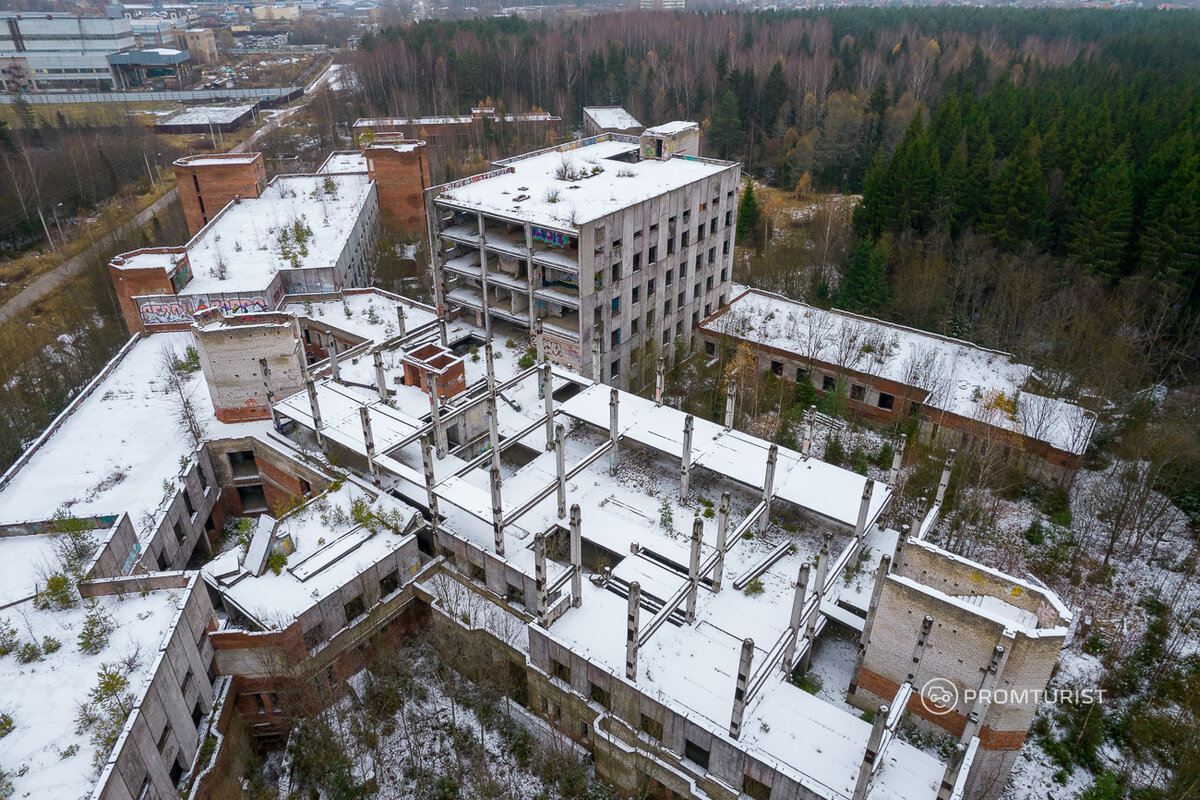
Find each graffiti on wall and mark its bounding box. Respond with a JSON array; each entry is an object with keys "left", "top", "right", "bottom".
[
  {"left": 532, "top": 226, "right": 570, "bottom": 248},
  {"left": 169, "top": 262, "right": 192, "bottom": 293},
  {"left": 543, "top": 330, "right": 581, "bottom": 369},
  {"left": 139, "top": 294, "right": 273, "bottom": 327},
  {"left": 286, "top": 282, "right": 335, "bottom": 295},
  {"left": 195, "top": 296, "right": 271, "bottom": 315},
  {"left": 139, "top": 299, "right": 193, "bottom": 326}
]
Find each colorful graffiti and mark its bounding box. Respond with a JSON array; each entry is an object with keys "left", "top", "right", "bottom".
[
  {"left": 195, "top": 296, "right": 272, "bottom": 315},
  {"left": 286, "top": 282, "right": 335, "bottom": 295},
  {"left": 543, "top": 331, "right": 581, "bottom": 368},
  {"left": 169, "top": 262, "right": 192, "bottom": 293},
  {"left": 532, "top": 226, "right": 570, "bottom": 248},
  {"left": 139, "top": 299, "right": 193, "bottom": 326}
]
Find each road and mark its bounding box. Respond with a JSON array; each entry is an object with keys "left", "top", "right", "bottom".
[{"left": 0, "top": 59, "right": 339, "bottom": 325}]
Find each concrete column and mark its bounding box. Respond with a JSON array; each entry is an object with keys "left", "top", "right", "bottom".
[
  {"left": 543, "top": 363, "right": 555, "bottom": 451},
  {"left": 679, "top": 414, "right": 693, "bottom": 501},
  {"left": 420, "top": 433, "right": 439, "bottom": 535},
  {"left": 396, "top": 304, "right": 406, "bottom": 336},
  {"left": 259, "top": 358, "right": 278, "bottom": 428},
  {"left": 935, "top": 449, "right": 957, "bottom": 506},
  {"left": 570, "top": 504, "right": 582, "bottom": 608},
  {"left": 888, "top": 433, "right": 907, "bottom": 486},
  {"left": 555, "top": 424, "right": 567, "bottom": 519},
  {"left": 724, "top": 382, "right": 737, "bottom": 430},
  {"left": 328, "top": 339, "right": 340, "bottom": 383},
  {"left": 438, "top": 314, "right": 448, "bottom": 347},
  {"left": 713, "top": 492, "right": 731, "bottom": 591},
  {"left": 535, "top": 320, "right": 545, "bottom": 399},
  {"left": 760, "top": 444, "right": 778, "bottom": 534},
  {"left": 425, "top": 369, "right": 446, "bottom": 458},
  {"left": 608, "top": 388, "right": 619, "bottom": 476},
  {"left": 625, "top": 581, "right": 641, "bottom": 680},
  {"left": 852, "top": 704, "right": 890, "bottom": 800},
  {"left": 373, "top": 350, "right": 388, "bottom": 403},
  {"left": 729, "top": 638, "right": 755, "bottom": 739},
  {"left": 485, "top": 341, "right": 497, "bottom": 392},
  {"left": 592, "top": 332, "right": 602, "bottom": 384},
  {"left": 892, "top": 524, "right": 910, "bottom": 570},
  {"left": 909, "top": 614, "right": 935, "bottom": 682},
  {"left": 534, "top": 531, "right": 548, "bottom": 626},
  {"left": 655, "top": 356, "right": 665, "bottom": 406},
  {"left": 814, "top": 532, "right": 832, "bottom": 598},
  {"left": 802, "top": 405, "right": 816, "bottom": 458},
  {"left": 938, "top": 642, "right": 1011, "bottom": 799},
  {"left": 854, "top": 479, "right": 875, "bottom": 541},
  {"left": 914, "top": 494, "right": 928, "bottom": 538},
  {"left": 490, "top": 465, "right": 504, "bottom": 556},
  {"left": 849, "top": 554, "right": 892, "bottom": 696},
  {"left": 305, "top": 377, "right": 325, "bottom": 449},
  {"left": 486, "top": 393, "right": 502, "bottom": 472},
  {"left": 782, "top": 562, "right": 811, "bottom": 672},
  {"left": 685, "top": 517, "right": 703, "bottom": 624},
  {"left": 359, "top": 406, "right": 379, "bottom": 486}
]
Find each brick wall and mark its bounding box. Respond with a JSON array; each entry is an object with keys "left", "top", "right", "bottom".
[
  {"left": 174, "top": 154, "right": 266, "bottom": 237},
  {"left": 109, "top": 259, "right": 180, "bottom": 335},
  {"left": 364, "top": 141, "right": 430, "bottom": 235}
]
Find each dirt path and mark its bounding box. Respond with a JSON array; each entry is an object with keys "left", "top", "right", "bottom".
[{"left": 0, "top": 188, "right": 179, "bottom": 325}]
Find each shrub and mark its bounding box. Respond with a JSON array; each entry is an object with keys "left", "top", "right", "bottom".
[
  {"left": 873, "top": 442, "right": 894, "bottom": 469},
  {"left": 0, "top": 619, "right": 17, "bottom": 656},
  {"left": 793, "top": 671, "right": 822, "bottom": 694},
  {"left": 77, "top": 599, "right": 115, "bottom": 655},
  {"left": 703, "top": 506, "right": 715, "bottom": 519},
  {"left": 267, "top": 551, "right": 288, "bottom": 576},
  {"left": 17, "top": 641, "right": 41, "bottom": 663},
  {"left": 37, "top": 573, "right": 77, "bottom": 610},
  {"left": 518, "top": 349, "right": 536, "bottom": 369},
  {"left": 659, "top": 499, "right": 673, "bottom": 531},
  {"left": 1082, "top": 634, "right": 1106, "bottom": 655},
  {"left": 42, "top": 636, "right": 62, "bottom": 654},
  {"left": 743, "top": 578, "right": 765, "bottom": 596},
  {"left": 825, "top": 434, "right": 845, "bottom": 466},
  {"left": 0, "top": 712, "right": 13, "bottom": 737},
  {"left": 197, "top": 735, "right": 217, "bottom": 767},
  {"left": 1024, "top": 521, "right": 1045, "bottom": 545}
]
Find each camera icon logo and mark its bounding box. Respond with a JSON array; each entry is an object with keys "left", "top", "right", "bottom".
[{"left": 920, "top": 678, "right": 959, "bottom": 716}]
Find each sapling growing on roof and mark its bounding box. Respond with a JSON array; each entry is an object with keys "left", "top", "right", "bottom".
[
  {"left": 158, "top": 347, "right": 207, "bottom": 447},
  {"left": 75, "top": 661, "right": 137, "bottom": 769},
  {"left": 77, "top": 600, "right": 114, "bottom": 655}
]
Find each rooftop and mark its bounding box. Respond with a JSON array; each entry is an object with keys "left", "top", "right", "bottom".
[
  {"left": 110, "top": 172, "right": 374, "bottom": 297},
  {"left": 703, "top": 287, "right": 1096, "bottom": 454},
  {"left": 433, "top": 135, "right": 735, "bottom": 230},
  {"left": 156, "top": 104, "right": 255, "bottom": 126},
  {"left": 317, "top": 151, "right": 368, "bottom": 174},
  {"left": 583, "top": 106, "right": 642, "bottom": 130}
]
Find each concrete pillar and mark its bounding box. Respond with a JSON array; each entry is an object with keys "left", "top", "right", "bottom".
[
  {"left": 592, "top": 332, "right": 602, "bottom": 384},
  {"left": 305, "top": 377, "right": 325, "bottom": 449},
  {"left": 909, "top": 614, "right": 935, "bottom": 682},
  {"left": 655, "top": 356, "right": 665, "bottom": 407},
  {"left": 802, "top": 405, "right": 816, "bottom": 458},
  {"left": 425, "top": 369, "right": 446, "bottom": 458},
  {"left": 259, "top": 358, "right": 278, "bottom": 428},
  {"left": 420, "top": 433, "right": 439, "bottom": 535},
  {"left": 854, "top": 479, "right": 875, "bottom": 541},
  {"left": 543, "top": 363, "right": 555, "bottom": 451},
  {"left": 608, "top": 388, "right": 619, "bottom": 477},
  {"left": 359, "top": 406, "right": 379, "bottom": 486},
  {"left": 849, "top": 553, "right": 892, "bottom": 697},
  {"left": 555, "top": 424, "right": 567, "bottom": 519},
  {"left": 685, "top": 517, "right": 703, "bottom": 624},
  {"left": 914, "top": 494, "right": 928, "bottom": 538},
  {"left": 486, "top": 393, "right": 502, "bottom": 473},
  {"left": 888, "top": 433, "right": 907, "bottom": 486},
  {"left": 570, "top": 504, "right": 582, "bottom": 608},
  {"left": 713, "top": 492, "right": 731, "bottom": 591},
  {"left": 373, "top": 350, "right": 388, "bottom": 403},
  {"left": 782, "top": 562, "right": 811, "bottom": 672},
  {"left": 536, "top": 320, "right": 545, "bottom": 399},
  {"left": 485, "top": 341, "right": 497, "bottom": 393},
  {"left": 935, "top": 449, "right": 957, "bottom": 506},
  {"left": 679, "top": 414, "right": 693, "bottom": 501},
  {"left": 326, "top": 339, "right": 340, "bottom": 383},
  {"left": 814, "top": 532, "right": 832, "bottom": 598},
  {"left": 760, "top": 444, "right": 778, "bottom": 534},
  {"left": 534, "top": 531, "right": 548, "bottom": 626},
  {"left": 625, "top": 581, "right": 641, "bottom": 680},
  {"left": 396, "top": 304, "right": 406, "bottom": 336},
  {"left": 937, "top": 642, "right": 1011, "bottom": 800},
  {"left": 892, "top": 524, "right": 910, "bottom": 569},
  {"left": 852, "top": 704, "right": 890, "bottom": 800},
  {"left": 490, "top": 465, "right": 504, "bottom": 556},
  {"left": 729, "top": 638, "right": 755, "bottom": 739},
  {"left": 438, "top": 314, "right": 448, "bottom": 347},
  {"left": 724, "top": 382, "right": 737, "bottom": 430}
]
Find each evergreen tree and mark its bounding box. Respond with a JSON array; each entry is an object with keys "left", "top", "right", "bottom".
[
  {"left": 983, "top": 129, "right": 1047, "bottom": 251},
  {"left": 840, "top": 239, "right": 890, "bottom": 313},
  {"left": 737, "top": 184, "right": 762, "bottom": 249},
  {"left": 761, "top": 59, "right": 789, "bottom": 131},
  {"left": 1069, "top": 146, "right": 1134, "bottom": 279},
  {"left": 711, "top": 89, "right": 744, "bottom": 160}
]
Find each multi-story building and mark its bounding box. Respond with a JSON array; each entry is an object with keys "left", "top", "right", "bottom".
[
  {"left": 174, "top": 28, "right": 218, "bottom": 64},
  {"left": 425, "top": 122, "right": 740, "bottom": 389},
  {"left": 0, "top": 12, "right": 136, "bottom": 90}
]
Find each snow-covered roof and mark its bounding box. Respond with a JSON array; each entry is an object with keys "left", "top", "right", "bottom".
[
  {"left": 0, "top": 570, "right": 192, "bottom": 800},
  {"left": 157, "top": 103, "right": 255, "bottom": 126},
  {"left": 0, "top": 334, "right": 266, "bottom": 531},
  {"left": 703, "top": 288, "right": 1095, "bottom": 455},
  {"left": 583, "top": 106, "right": 642, "bottom": 131},
  {"left": 176, "top": 153, "right": 260, "bottom": 167},
  {"left": 644, "top": 120, "right": 698, "bottom": 136},
  {"left": 111, "top": 172, "right": 374, "bottom": 298},
  {"left": 433, "top": 136, "right": 735, "bottom": 230},
  {"left": 318, "top": 151, "right": 368, "bottom": 174}
]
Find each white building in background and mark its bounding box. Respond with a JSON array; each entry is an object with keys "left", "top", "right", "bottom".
[
  {"left": 426, "top": 121, "right": 738, "bottom": 391},
  {"left": 0, "top": 12, "right": 135, "bottom": 90}
]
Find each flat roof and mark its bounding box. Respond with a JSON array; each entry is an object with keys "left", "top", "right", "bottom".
[
  {"left": 702, "top": 287, "right": 1095, "bottom": 454},
  {"left": 583, "top": 106, "right": 642, "bottom": 130},
  {"left": 317, "top": 151, "right": 368, "bottom": 174},
  {"left": 156, "top": 104, "right": 254, "bottom": 126},
  {"left": 433, "top": 136, "right": 735, "bottom": 230}
]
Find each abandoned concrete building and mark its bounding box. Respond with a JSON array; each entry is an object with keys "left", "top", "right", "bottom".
[
  {"left": 582, "top": 106, "right": 645, "bottom": 137},
  {"left": 354, "top": 107, "right": 563, "bottom": 153},
  {"left": 426, "top": 122, "right": 739, "bottom": 390},
  {"left": 0, "top": 262, "right": 1072, "bottom": 800},
  {"left": 698, "top": 288, "right": 1096, "bottom": 484}
]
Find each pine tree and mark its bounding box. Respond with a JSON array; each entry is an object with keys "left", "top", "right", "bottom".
[
  {"left": 1069, "top": 146, "right": 1134, "bottom": 279},
  {"left": 737, "top": 184, "right": 762, "bottom": 249},
  {"left": 840, "top": 239, "right": 890, "bottom": 313},
  {"left": 984, "top": 129, "right": 1047, "bottom": 251},
  {"left": 761, "top": 60, "right": 788, "bottom": 131},
  {"left": 711, "top": 89, "right": 743, "bottom": 160}
]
